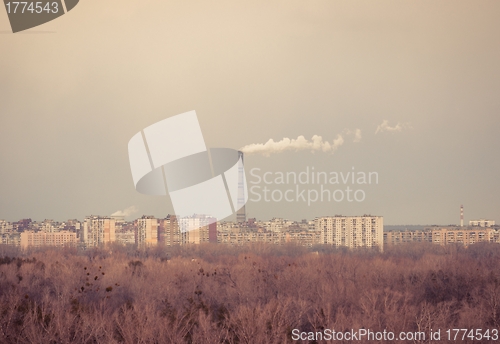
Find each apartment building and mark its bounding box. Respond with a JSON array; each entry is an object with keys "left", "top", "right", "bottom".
[
  {"left": 20, "top": 230, "right": 77, "bottom": 249},
  {"left": 385, "top": 226, "right": 500, "bottom": 246},
  {"left": 0, "top": 220, "right": 13, "bottom": 234},
  {"left": 1, "top": 233, "right": 20, "bottom": 246},
  {"left": 180, "top": 215, "right": 216, "bottom": 244},
  {"left": 217, "top": 229, "right": 284, "bottom": 246},
  {"left": 136, "top": 216, "right": 158, "bottom": 247},
  {"left": 158, "top": 215, "right": 182, "bottom": 246},
  {"left": 315, "top": 215, "right": 384, "bottom": 251},
  {"left": 469, "top": 219, "right": 496, "bottom": 228},
  {"left": 82, "top": 216, "right": 116, "bottom": 247}
]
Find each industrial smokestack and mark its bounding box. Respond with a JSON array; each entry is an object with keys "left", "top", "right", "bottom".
[
  {"left": 460, "top": 205, "right": 464, "bottom": 227},
  {"left": 236, "top": 151, "right": 246, "bottom": 223}
]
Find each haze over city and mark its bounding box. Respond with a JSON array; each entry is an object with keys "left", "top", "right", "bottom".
[
  {"left": 2, "top": 2, "right": 500, "bottom": 343},
  {"left": 1, "top": 0, "right": 499, "bottom": 224}
]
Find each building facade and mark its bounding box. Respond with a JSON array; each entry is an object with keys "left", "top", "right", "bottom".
[
  {"left": 20, "top": 230, "right": 77, "bottom": 249},
  {"left": 180, "top": 215, "right": 216, "bottom": 244},
  {"left": 158, "top": 215, "right": 182, "bottom": 246},
  {"left": 0, "top": 220, "right": 13, "bottom": 234},
  {"left": 136, "top": 216, "right": 158, "bottom": 247},
  {"left": 315, "top": 215, "right": 384, "bottom": 251},
  {"left": 385, "top": 226, "right": 500, "bottom": 246},
  {"left": 469, "top": 219, "right": 496, "bottom": 227},
  {"left": 82, "top": 216, "right": 116, "bottom": 247}
]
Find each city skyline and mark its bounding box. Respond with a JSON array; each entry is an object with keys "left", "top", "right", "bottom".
[
  {"left": 1, "top": 1, "right": 499, "bottom": 225},
  {"left": 0, "top": 212, "right": 499, "bottom": 232},
  {"left": 4, "top": 213, "right": 500, "bottom": 252}
]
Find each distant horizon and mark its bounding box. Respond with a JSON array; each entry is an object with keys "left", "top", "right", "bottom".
[{"left": 1, "top": 214, "right": 496, "bottom": 228}]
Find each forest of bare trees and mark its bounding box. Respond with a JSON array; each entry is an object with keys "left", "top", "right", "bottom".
[{"left": 0, "top": 242, "right": 500, "bottom": 343}]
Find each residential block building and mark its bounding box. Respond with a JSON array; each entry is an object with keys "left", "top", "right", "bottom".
[
  {"left": 20, "top": 230, "right": 77, "bottom": 249},
  {"left": 82, "top": 216, "right": 116, "bottom": 247},
  {"left": 136, "top": 216, "right": 158, "bottom": 247},
  {"left": 315, "top": 215, "right": 384, "bottom": 251},
  {"left": 384, "top": 226, "right": 500, "bottom": 246}
]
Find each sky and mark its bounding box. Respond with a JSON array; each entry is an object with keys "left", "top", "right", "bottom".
[{"left": 0, "top": 0, "right": 499, "bottom": 225}]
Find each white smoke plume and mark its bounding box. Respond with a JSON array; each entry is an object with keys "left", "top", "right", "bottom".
[
  {"left": 375, "top": 120, "right": 411, "bottom": 134},
  {"left": 111, "top": 205, "right": 138, "bottom": 218},
  {"left": 239, "top": 129, "right": 360, "bottom": 157},
  {"left": 347, "top": 128, "right": 362, "bottom": 142}
]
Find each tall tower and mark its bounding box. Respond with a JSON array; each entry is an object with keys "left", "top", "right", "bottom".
[
  {"left": 82, "top": 216, "right": 116, "bottom": 247},
  {"left": 460, "top": 205, "right": 464, "bottom": 227},
  {"left": 236, "top": 151, "right": 246, "bottom": 223},
  {"left": 136, "top": 216, "right": 158, "bottom": 247}
]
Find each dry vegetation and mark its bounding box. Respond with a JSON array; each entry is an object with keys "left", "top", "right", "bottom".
[{"left": 0, "top": 243, "right": 500, "bottom": 343}]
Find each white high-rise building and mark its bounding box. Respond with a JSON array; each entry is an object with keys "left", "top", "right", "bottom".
[
  {"left": 41, "top": 219, "right": 55, "bottom": 233},
  {"left": 315, "top": 215, "right": 383, "bottom": 251},
  {"left": 0, "top": 220, "right": 13, "bottom": 234},
  {"left": 469, "top": 219, "right": 495, "bottom": 227},
  {"left": 180, "top": 215, "right": 215, "bottom": 244}
]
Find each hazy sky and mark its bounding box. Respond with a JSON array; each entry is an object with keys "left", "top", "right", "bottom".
[{"left": 0, "top": 0, "right": 499, "bottom": 225}]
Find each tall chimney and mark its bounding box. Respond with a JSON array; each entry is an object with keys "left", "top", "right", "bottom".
[
  {"left": 236, "top": 151, "right": 246, "bottom": 223},
  {"left": 460, "top": 205, "right": 464, "bottom": 227}
]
